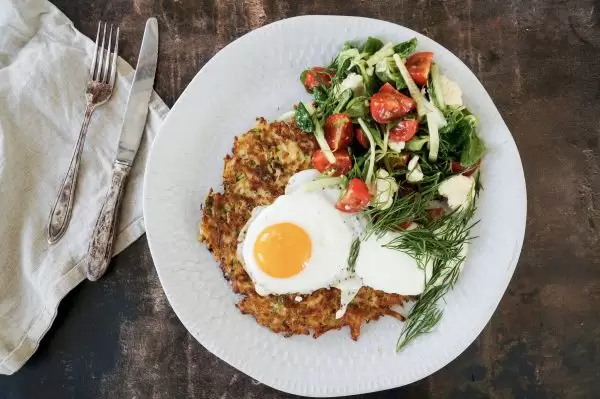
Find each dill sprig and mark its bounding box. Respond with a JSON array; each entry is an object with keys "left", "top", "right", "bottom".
[
  {"left": 363, "top": 171, "right": 443, "bottom": 240},
  {"left": 347, "top": 238, "right": 361, "bottom": 272},
  {"left": 395, "top": 199, "right": 479, "bottom": 351},
  {"left": 384, "top": 201, "right": 478, "bottom": 268},
  {"left": 311, "top": 69, "right": 348, "bottom": 123},
  {"left": 396, "top": 285, "right": 443, "bottom": 351}
]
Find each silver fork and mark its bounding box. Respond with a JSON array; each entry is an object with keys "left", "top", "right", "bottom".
[{"left": 47, "top": 22, "right": 120, "bottom": 244}]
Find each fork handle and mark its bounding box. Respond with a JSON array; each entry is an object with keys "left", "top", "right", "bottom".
[
  {"left": 87, "top": 161, "right": 131, "bottom": 281},
  {"left": 47, "top": 106, "right": 94, "bottom": 244}
]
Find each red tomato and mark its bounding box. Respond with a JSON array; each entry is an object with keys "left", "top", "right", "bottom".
[
  {"left": 324, "top": 114, "right": 354, "bottom": 151},
  {"left": 450, "top": 159, "right": 481, "bottom": 177},
  {"left": 311, "top": 149, "right": 352, "bottom": 176},
  {"left": 303, "top": 67, "right": 334, "bottom": 92},
  {"left": 379, "top": 82, "right": 398, "bottom": 94},
  {"left": 335, "top": 178, "right": 371, "bottom": 213},
  {"left": 397, "top": 153, "right": 411, "bottom": 166},
  {"left": 355, "top": 127, "right": 370, "bottom": 149},
  {"left": 405, "top": 52, "right": 433, "bottom": 86},
  {"left": 389, "top": 120, "right": 419, "bottom": 142},
  {"left": 398, "top": 220, "right": 414, "bottom": 230},
  {"left": 450, "top": 161, "right": 464, "bottom": 173},
  {"left": 427, "top": 208, "right": 445, "bottom": 221},
  {"left": 370, "top": 92, "right": 415, "bottom": 123}
]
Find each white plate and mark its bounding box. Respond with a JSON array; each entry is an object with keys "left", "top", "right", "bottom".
[{"left": 143, "top": 15, "right": 526, "bottom": 397}]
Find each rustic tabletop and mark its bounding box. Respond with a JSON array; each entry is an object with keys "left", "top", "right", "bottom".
[{"left": 1, "top": 0, "right": 599, "bottom": 398}]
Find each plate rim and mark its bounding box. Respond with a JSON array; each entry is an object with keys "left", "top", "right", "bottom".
[{"left": 143, "top": 14, "right": 527, "bottom": 397}]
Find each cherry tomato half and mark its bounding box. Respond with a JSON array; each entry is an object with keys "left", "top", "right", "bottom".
[
  {"left": 311, "top": 149, "right": 352, "bottom": 176},
  {"left": 379, "top": 82, "right": 398, "bottom": 94},
  {"left": 450, "top": 159, "right": 481, "bottom": 177},
  {"left": 397, "top": 220, "right": 414, "bottom": 230},
  {"left": 405, "top": 52, "right": 433, "bottom": 86},
  {"left": 324, "top": 114, "right": 354, "bottom": 151},
  {"left": 355, "top": 127, "right": 370, "bottom": 149},
  {"left": 335, "top": 178, "right": 371, "bottom": 213},
  {"left": 370, "top": 92, "right": 415, "bottom": 123},
  {"left": 389, "top": 120, "right": 419, "bottom": 142},
  {"left": 303, "top": 67, "right": 334, "bottom": 92}
]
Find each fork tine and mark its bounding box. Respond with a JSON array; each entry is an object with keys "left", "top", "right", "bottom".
[
  {"left": 95, "top": 22, "right": 107, "bottom": 81},
  {"left": 109, "top": 27, "right": 120, "bottom": 88},
  {"left": 90, "top": 22, "right": 101, "bottom": 78},
  {"left": 102, "top": 25, "right": 113, "bottom": 83}
]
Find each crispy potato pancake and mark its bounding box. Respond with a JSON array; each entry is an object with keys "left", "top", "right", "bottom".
[{"left": 200, "top": 119, "right": 406, "bottom": 340}]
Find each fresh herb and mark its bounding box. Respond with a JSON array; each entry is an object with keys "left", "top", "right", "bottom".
[
  {"left": 333, "top": 88, "right": 354, "bottom": 114},
  {"left": 362, "top": 36, "right": 384, "bottom": 55},
  {"left": 294, "top": 102, "right": 315, "bottom": 132},
  {"left": 348, "top": 152, "right": 370, "bottom": 181},
  {"left": 460, "top": 130, "right": 485, "bottom": 167},
  {"left": 393, "top": 38, "right": 417, "bottom": 57},
  {"left": 375, "top": 57, "right": 406, "bottom": 89},
  {"left": 347, "top": 238, "right": 361, "bottom": 272},
  {"left": 313, "top": 86, "right": 328, "bottom": 106},
  {"left": 474, "top": 169, "right": 483, "bottom": 192},
  {"left": 440, "top": 106, "right": 471, "bottom": 136},
  {"left": 365, "top": 120, "right": 385, "bottom": 148},
  {"left": 396, "top": 282, "right": 443, "bottom": 351},
  {"left": 364, "top": 179, "right": 441, "bottom": 239},
  {"left": 356, "top": 60, "right": 379, "bottom": 95},
  {"left": 333, "top": 47, "right": 362, "bottom": 75},
  {"left": 383, "top": 202, "right": 478, "bottom": 267},
  {"left": 438, "top": 106, "right": 484, "bottom": 167},
  {"left": 395, "top": 200, "right": 478, "bottom": 351},
  {"left": 405, "top": 136, "right": 430, "bottom": 151},
  {"left": 344, "top": 96, "right": 369, "bottom": 118}
]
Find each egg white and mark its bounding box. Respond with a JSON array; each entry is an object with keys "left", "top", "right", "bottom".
[{"left": 354, "top": 232, "right": 426, "bottom": 296}]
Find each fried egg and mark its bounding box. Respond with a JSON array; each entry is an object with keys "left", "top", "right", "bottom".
[
  {"left": 238, "top": 191, "right": 355, "bottom": 296},
  {"left": 238, "top": 169, "right": 431, "bottom": 317}
]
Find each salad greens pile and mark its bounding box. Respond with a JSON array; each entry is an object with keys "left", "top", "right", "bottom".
[{"left": 291, "top": 37, "right": 485, "bottom": 351}]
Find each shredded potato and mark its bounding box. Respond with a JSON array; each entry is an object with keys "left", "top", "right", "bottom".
[{"left": 200, "top": 119, "right": 406, "bottom": 340}]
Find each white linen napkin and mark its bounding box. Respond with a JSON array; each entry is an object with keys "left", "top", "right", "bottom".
[{"left": 0, "top": 0, "right": 169, "bottom": 375}]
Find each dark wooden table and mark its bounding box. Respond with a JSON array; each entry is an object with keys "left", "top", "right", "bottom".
[{"left": 2, "top": 0, "right": 599, "bottom": 398}]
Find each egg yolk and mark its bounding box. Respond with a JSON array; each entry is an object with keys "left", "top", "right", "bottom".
[{"left": 253, "top": 222, "right": 312, "bottom": 278}]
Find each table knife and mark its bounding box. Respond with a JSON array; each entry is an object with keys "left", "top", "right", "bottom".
[{"left": 87, "top": 18, "right": 158, "bottom": 281}]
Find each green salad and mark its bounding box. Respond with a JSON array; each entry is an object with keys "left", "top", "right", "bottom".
[{"left": 287, "top": 36, "right": 485, "bottom": 350}]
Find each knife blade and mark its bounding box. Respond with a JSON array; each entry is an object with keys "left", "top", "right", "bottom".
[
  {"left": 116, "top": 17, "right": 158, "bottom": 166},
  {"left": 86, "top": 18, "right": 159, "bottom": 281}
]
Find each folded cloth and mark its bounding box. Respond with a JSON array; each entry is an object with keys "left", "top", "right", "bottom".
[{"left": 0, "top": 0, "right": 169, "bottom": 374}]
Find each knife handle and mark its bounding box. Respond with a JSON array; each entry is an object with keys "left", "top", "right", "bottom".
[{"left": 87, "top": 161, "right": 130, "bottom": 281}]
